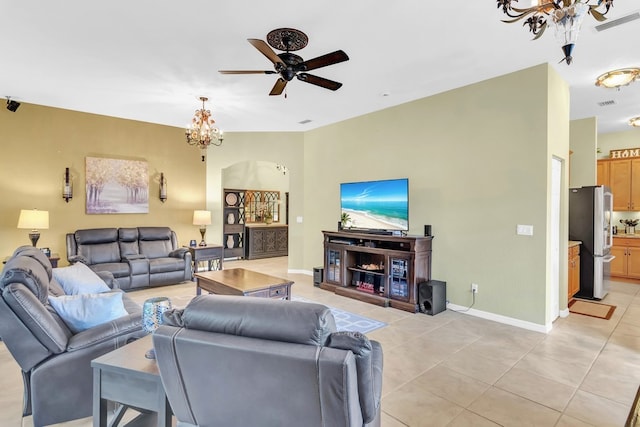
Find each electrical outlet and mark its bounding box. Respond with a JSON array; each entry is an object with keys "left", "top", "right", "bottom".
[{"left": 471, "top": 283, "right": 478, "bottom": 294}]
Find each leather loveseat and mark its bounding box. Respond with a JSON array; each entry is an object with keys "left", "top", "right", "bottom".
[
  {"left": 66, "top": 226, "right": 192, "bottom": 291},
  {"left": 0, "top": 246, "right": 145, "bottom": 426},
  {"left": 153, "top": 294, "right": 384, "bottom": 427}
]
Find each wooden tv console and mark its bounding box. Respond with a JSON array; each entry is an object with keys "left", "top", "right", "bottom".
[{"left": 320, "top": 230, "right": 432, "bottom": 313}]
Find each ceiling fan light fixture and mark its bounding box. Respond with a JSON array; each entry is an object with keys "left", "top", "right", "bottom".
[
  {"left": 185, "top": 96, "right": 223, "bottom": 161},
  {"left": 595, "top": 68, "right": 640, "bottom": 89},
  {"left": 630, "top": 117, "right": 640, "bottom": 128}
]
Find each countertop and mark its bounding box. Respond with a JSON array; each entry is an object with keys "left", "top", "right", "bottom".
[
  {"left": 614, "top": 233, "right": 640, "bottom": 239},
  {"left": 569, "top": 240, "right": 581, "bottom": 248}
]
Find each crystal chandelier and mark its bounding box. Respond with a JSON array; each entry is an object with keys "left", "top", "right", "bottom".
[
  {"left": 185, "top": 96, "right": 224, "bottom": 161},
  {"left": 497, "top": 0, "right": 614, "bottom": 65}
]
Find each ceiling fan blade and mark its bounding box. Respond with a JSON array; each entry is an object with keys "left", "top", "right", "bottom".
[
  {"left": 269, "top": 78, "right": 288, "bottom": 96},
  {"left": 219, "top": 70, "right": 277, "bottom": 74},
  {"left": 299, "top": 50, "right": 349, "bottom": 72},
  {"left": 248, "top": 39, "right": 285, "bottom": 66},
  {"left": 297, "top": 73, "right": 343, "bottom": 91}
]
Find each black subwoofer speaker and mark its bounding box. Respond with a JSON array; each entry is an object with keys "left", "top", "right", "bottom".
[
  {"left": 418, "top": 280, "right": 446, "bottom": 315},
  {"left": 313, "top": 267, "right": 324, "bottom": 287}
]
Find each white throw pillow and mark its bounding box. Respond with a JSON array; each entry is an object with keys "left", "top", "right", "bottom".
[
  {"left": 52, "top": 262, "right": 110, "bottom": 295},
  {"left": 48, "top": 291, "right": 129, "bottom": 333}
]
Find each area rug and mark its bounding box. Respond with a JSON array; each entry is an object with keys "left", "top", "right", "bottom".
[
  {"left": 568, "top": 299, "right": 616, "bottom": 320},
  {"left": 292, "top": 296, "right": 387, "bottom": 334}
]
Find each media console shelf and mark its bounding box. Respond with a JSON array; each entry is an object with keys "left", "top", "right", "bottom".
[{"left": 320, "top": 230, "right": 432, "bottom": 313}]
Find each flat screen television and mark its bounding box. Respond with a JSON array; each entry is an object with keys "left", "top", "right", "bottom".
[{"left": 340, "top": 178, "right": 409, "bottom": 232}]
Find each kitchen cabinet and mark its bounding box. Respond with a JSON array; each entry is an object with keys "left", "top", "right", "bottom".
[
  {"left": 611, "top": 237, "right": 640, "bottom": 279},
  {"left": 568, "top": 243, "right": 580, "bottom": 301},
  {"left": 609, "top": 159, "right": 640, "bottom": 211},
  {"left": 597, "top": 160, "right": 610, "bottom": 188}
]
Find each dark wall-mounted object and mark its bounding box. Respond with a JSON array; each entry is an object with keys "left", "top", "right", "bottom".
[
  {"left": 159, "top": 172, "right": 167, "bottom": 202},
  {"left": 63, "top": 167, "right": 73, "bottom": 202},
  {"left": 6, "top": 98, "right": 20, "bottom": 112},
  {"left": 424, "top": 225, "right": 432, "bottom": 236}
]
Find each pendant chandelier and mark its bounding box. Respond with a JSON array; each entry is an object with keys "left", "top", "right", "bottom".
[
  {"left": 185, "top": 96, "right": 224, "bottom": 161},
  {"left": 497, "top": 0, "right": 614, "bottom": 65}
]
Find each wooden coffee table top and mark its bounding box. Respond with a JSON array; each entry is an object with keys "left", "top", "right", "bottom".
[{"left": 195, "top": 268, "right": 293, "bottom": 294}]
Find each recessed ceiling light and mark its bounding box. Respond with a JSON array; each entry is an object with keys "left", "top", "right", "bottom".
[
  {"left": 595, "top": 68, "right": 640, "bottom": 89},
  {"left": 630, "top": 117, "right": 640, "bottom": 128}
]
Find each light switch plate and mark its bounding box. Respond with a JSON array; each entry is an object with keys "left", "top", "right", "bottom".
[{"left": 516, "top": 224, "right": 534, "bottom": 236}]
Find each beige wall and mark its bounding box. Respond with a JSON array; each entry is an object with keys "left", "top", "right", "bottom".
[
  {"left": 300, "top": 63, "right": 569, "bottom": 327},
  {"left": 598, "top": 128, "right": 640, "bottom": 159},
  {"left": 569, "top": 117, "right": 598, "bottom": 187},
  {"left": 205, "top": 132, "right": 305, "bottom": 268},
  {"left": 0, "top": 103, "right": 206, "bottom": 263}
]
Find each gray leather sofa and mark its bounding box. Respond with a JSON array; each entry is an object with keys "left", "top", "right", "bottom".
[
  {"left": 153, "top": 294, "right": 384, "bottom": 427},
  {"left": 0, "top": 246, "right": 146, "bottom": 426},
  {"left": 66, "top": 226, "right": 192, "bottom": 290}
]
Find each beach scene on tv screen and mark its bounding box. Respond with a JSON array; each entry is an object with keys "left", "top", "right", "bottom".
[{"left": 341, "top": 179, "right": 408, "bottom": 231}]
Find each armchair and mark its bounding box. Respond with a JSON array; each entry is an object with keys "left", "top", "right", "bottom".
[
  {"left": 153, "top": 294, "right": 383, "bottom": 427},
  {"left": 0, "top": 246, "right": 146, "bottom": 426}
]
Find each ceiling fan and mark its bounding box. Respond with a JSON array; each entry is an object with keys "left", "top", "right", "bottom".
[{"left": 219, "top": 28, "right": 349, "bottom": 96}]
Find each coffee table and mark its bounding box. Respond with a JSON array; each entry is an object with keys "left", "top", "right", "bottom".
[
  {"left": 194, "top": 268, "right": 293, "bottom": 300},
  {"left": 92, "top": 335, "right": 171, "bottom": 427}
]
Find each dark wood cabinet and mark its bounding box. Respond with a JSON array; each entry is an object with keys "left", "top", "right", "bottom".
[
  {"left": 246, "top": 225, "right": 288, "bottom": 259},
  {"left": 320, "top": 231, "right": 432, "bottom": 313}
]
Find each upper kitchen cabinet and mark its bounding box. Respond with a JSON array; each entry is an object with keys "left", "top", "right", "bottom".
[
  {"left": 610, "top": 159, "right": 640, "bottom": 211},
  {"left": 597, "top": 160, "right": 610, "bottom": 188}
]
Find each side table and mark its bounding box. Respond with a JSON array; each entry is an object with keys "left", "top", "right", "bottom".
[
  {"left": 92, "top": 335, "right": 171, "bottom": 427},
  {"left": 185, "top": 245, "right": 224, "bottom": 295},
  {"left": 3, "top": 252, "right": 59, "bottom": 267}
]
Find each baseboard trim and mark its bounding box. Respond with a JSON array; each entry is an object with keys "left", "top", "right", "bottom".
[
  {"left": 446, "top": 303, "right": 551, "bottom": 333},
  {"left": 288, "top": 269, "right": 312, "bottom": 276}
]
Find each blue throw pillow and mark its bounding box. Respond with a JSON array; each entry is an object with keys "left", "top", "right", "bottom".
[
  {"left": 48, "top": 291, "right": 128, "bottom": 333},
  {"left": 52, "top": 262, "right": 110, "bottom": 295}
]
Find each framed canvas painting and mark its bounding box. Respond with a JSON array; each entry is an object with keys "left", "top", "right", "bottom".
[{"left": 86, "top": 157, "right": 149, "bottom": 214}]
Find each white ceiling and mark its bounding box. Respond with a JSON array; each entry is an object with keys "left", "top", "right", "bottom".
[{"left": 1, "top": 1, "right": 639, "bottom": 134}]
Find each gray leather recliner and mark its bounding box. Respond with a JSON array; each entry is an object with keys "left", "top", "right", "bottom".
[
  {"left": 153, "top": 294, "right": 384, "bottom": 427},
  {"left": 0, "top": 246, "right": 146, "bottom": 426}
]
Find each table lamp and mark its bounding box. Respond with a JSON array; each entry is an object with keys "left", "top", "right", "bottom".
[
  {"left": 142, "top": 297, "right": 172, "bottom": 359},
  {"left": 193, "top": 210, "right": 212, "bottom": 246},
  {"left": 17, "top": 209, "right": 50, "bottom": 246}
]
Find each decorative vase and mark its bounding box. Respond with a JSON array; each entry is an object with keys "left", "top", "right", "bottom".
[
  {"left": 142, "top": 297, "right": 172, "bottom": 359},
  {"left": 227, "top": 235, "right": 235, "bottom": 249},
  {"left": 227, "top": 212, "right": 234, "bottom": 224},
  {"left": 265, "top": 217, "right": 273, "bottom": 225}
]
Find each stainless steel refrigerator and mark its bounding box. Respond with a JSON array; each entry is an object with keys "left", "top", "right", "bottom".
[{"left": 569, "top": 186, "right": 614, "bottom": 300}]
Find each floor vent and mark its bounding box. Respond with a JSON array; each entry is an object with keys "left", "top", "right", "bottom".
[{"left": 595, "top": 12, "right": 640, "bottom": 32}]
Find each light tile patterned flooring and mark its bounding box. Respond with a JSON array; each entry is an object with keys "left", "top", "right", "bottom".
[{"left": 2, "top": 256, "right": 639, "bottom": 426}]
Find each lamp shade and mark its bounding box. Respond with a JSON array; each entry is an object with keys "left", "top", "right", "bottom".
[
  {"left": 17, "top": 209, "right": 49, "bottom": 230},
  {"left": 192, "top": 210, "right": 212, "bottom": 226}
]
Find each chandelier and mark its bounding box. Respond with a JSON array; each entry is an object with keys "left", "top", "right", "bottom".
[
  {"left": 185, "top": 96, "right": 224, "bottom": 161},
  {"left": 497, "top": 0, "right": 614, "bottom": 65}
]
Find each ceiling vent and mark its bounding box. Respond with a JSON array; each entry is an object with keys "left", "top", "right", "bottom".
[
  {"left": 298, "top": 119, "right": 312, "bottom": 125},
  {"left": 595, "top": 12, "right": 640, "bottom": 32},
  {"left": 597, "top": 100, "right": 617, "bottom": 107}
]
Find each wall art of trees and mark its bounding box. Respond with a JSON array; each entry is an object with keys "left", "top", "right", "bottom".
[{"left": 86, "top": 157, "right": 149, "bottom": 214}]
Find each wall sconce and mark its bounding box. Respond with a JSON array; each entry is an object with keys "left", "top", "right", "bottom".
[
  {"left": 63, "top": 167, "right": 73, "bottom": 202},
  {"left": 159, "top": 172, "right": 167, "bottom": 203},
  {"left": 17, "top": 209, "right": 49, "bottom": 246}
]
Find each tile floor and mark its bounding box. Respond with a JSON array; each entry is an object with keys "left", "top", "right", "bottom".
[{"left": 1, "top": 256, "right": 638, "bottom": 426}]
